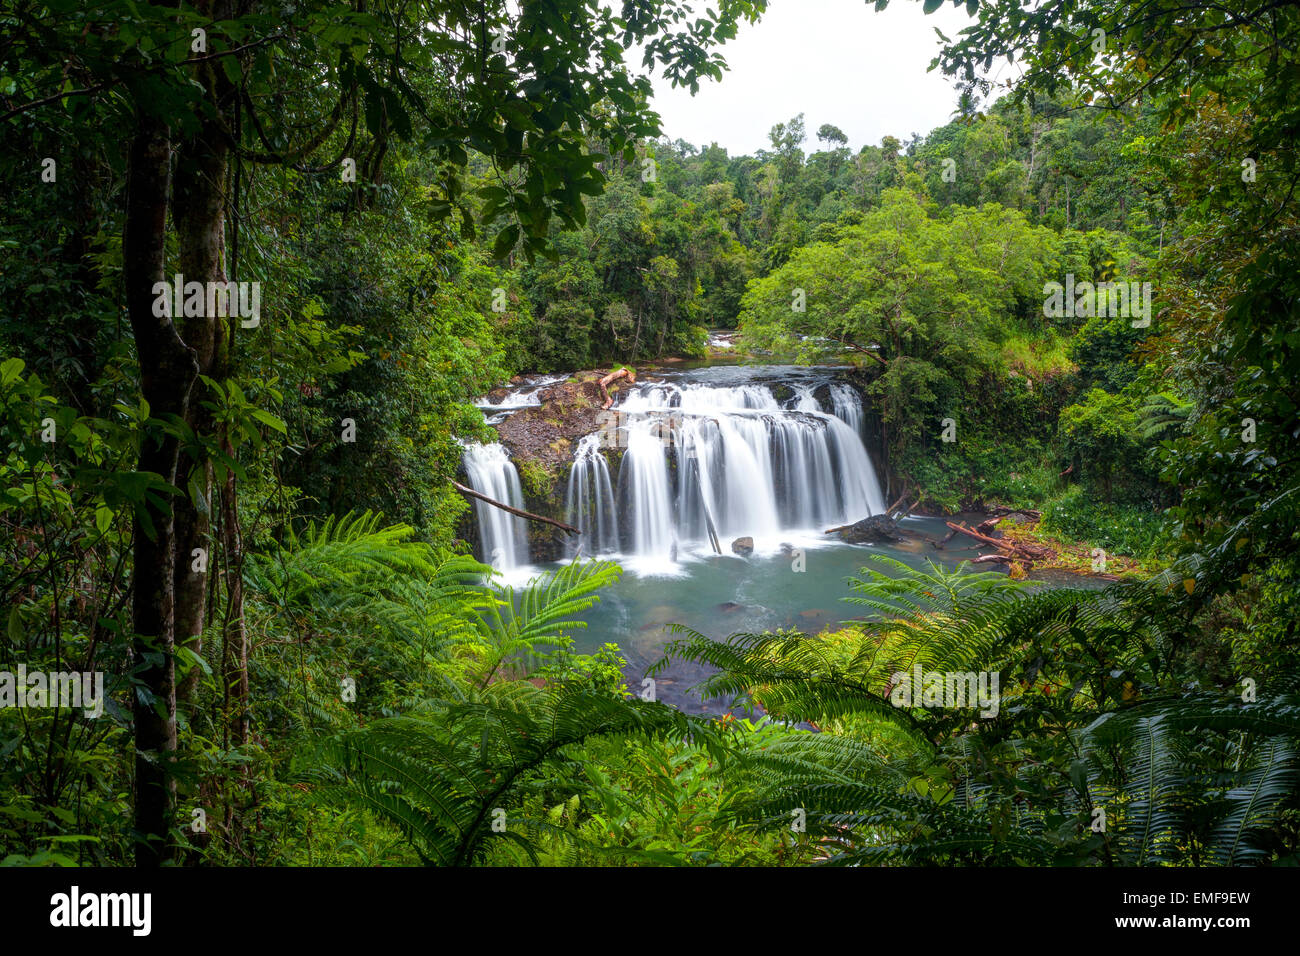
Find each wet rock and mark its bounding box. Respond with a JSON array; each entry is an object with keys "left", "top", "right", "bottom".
[
  {"left": 833, "top": 514, "right": 903, "bottom": 544},
  {"left": 716, "top": 601, "right": 744, "bottom": 613},
  {"left": 731, "top": 536, "right": 754, "bottom": 555},
  {"left": 494, "top": 378, "right": 607, "bottom": 473},
  {"left": 646, "top": 605, "right": 679, "bottom": 624}
]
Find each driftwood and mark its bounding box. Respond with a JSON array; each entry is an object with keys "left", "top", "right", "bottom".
[
  {"left": 975, "top": 516, "right": 1002, "bottom": 536},
  {"left": 598, "top": 367, "right": 636, "bottom": 409},
  {"left": 823, "top": 521, "right": 857, "bottom": 535},
  {"left": 971, "top": 553, "right": 1011, "bottom": 564},
  {"left": 451, "top": 480, "right": 580, "bottom": 536},
  {"left": 691, "top": 456, "right": 723, "bottom": 555},
  {"left": 945, "top": 520, "right": 1056, "bottom": 564}
]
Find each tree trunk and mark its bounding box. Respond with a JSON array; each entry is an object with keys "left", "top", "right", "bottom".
[
  {"left": 124, "top": 112, "right": 193, "bottom": 868},
  {"left": 171, "top": 41, "right": 237, "bottom": 707},
  {"left": 220, "top": 455, "right": 249, "bottom": 747}
]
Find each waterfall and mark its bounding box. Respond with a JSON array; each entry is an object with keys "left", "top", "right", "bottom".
[
  {"left": 564, "top": 434, "right": 620, "bottom": 556},
  {"left": 463, "top": 370, "right": 887, "bottom": 574},
  {"left": 830, "top": 382, "right": 864, "bottom": 436},
  {"left": 611, "top": 377, "right": 886, "bottom": 560},
  {"left": 789, "top": 383, "right": 822, "bottom": 413},
  {"left": 619, "top": 418, "right": 677, "bottom": 558},
  {"left": 461, "top": 442, "right": 529, "bottom": 570}
]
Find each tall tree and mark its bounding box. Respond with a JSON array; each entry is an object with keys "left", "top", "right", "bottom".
[{"left": 2, "top": 0, "right": 766, "bottom": 865}]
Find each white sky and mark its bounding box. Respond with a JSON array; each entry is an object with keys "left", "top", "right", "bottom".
[{"left": 645, "top": 0, "right": 987, "bottom": 156}]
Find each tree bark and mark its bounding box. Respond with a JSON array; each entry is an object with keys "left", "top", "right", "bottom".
[
  {"left": 172, "top": 23, "right": 237, "bottom": 707},
  {"left": 220, "top": 454, "right": 249, "bottom": 746},
  {"left": 125, "top": 112, "right": 193, "bottom": 868},
  {"left": 598, "top": 367, "right": 636, "bottom": 409},
  {"left": 451, "top": 481, "right": 580, "bottom": 534}
]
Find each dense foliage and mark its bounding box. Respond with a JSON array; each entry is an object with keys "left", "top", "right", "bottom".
[{"left": 1, "top": 0, "right": 1296, "bottom": 867}]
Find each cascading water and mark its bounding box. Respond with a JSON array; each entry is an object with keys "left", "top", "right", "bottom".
[
  {"left": 620, "top": 418, "right": 677, "bottom": 559},
  {"left": 789, "top": 383, "right": 822, "bottom": 413},
  {"left": 564, "top": 434, "right": 620, "bottom": 557},
  {"left": 608, "top": 374, "right": 886, "bottom": 564},
  {"left": 830, "top": 382, "right": 865, "bottom": 437},
  {"left": 465, "top": 367, "right": 886, "bottom": 576},
  {"left": 460, "top": 442, "right": 529, "bottom": 571}
]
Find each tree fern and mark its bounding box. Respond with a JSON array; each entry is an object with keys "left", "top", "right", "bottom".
[
  {"left": 305, "top": 683, "right": 713, "bottom": 866},
  {"left": 1137, "top": 391, "right": 1194, "bottom": 440},
  {"left": 468, "top": 558, "right": 623, "bottom": 686}
]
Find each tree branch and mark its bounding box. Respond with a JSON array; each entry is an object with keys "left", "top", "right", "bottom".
[{"left": 451, "top": 480, "right": 580, "bottom": 535}]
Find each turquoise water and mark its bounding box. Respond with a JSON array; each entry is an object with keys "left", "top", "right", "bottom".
[{"left": 538, "top": 514, "right": 1005, "bottom": 714}]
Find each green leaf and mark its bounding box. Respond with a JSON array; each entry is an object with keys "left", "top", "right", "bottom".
[
  {"left": 0, "top": 357, "right": 24, "bottom": 386},
  {"left": 250, "top": 409, "right": 287, "bottom": 434}
]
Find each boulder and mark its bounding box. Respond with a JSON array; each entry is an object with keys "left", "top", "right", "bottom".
[
  {"left": 731, "top": 536, "right": 754, "bottom": 555},
  {"left": 832, "top": 514, "right": 903, "bottom": 544}
]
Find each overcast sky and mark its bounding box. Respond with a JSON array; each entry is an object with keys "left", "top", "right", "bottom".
[{"left": 645, "top": 0, "right": 988, "bottom": 156}]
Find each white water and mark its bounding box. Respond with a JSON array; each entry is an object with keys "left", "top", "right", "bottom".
[
  {"left": 621, "top": 418, "right": 678, "bottom": 562},
  {"left": 564, "top": 433, "right": 620, "bottom": 557},
  {"left": 473, "top": 373, "right": 569, "bottom": 413},
  {"left": 465, "top": 371, "right": 886, "bottom": 578},
  {"left": 461, "top": 442, "right": 529, "bottom": 573},
  {"left": 612, "top": 378, "right": 885, "bottom": 569},
  {"left": 830, "top": 382, "right": 864, "bottom": 436}
]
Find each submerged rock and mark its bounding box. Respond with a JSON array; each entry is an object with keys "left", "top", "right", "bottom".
[{"left": 731, "top": 536, "right": 754, "bottom": 555}]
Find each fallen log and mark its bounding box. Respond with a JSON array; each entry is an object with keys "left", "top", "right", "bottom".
[
  {"left": 598, "top": 367, "right": 636, "bottom": 409},
  {"left": 825, "top": 513, "right": 904, "bottom": 543},
  {"left": 932, "top": 530, "right": 956, "bottom": 550},
  {"left": 975, "top": 516, "right": 1002, "bottom": 536},
  {"left": 946, "top": 521, "right": 1013, "bottom": 550},
  {"left": 971, "top": 553, "right": 1011, "bottom": 564},
  {"left": 451, "top": 480, "right": 581, "bottom": 536},
  {"left": 691, "top": 456, "right": 723, "bottom": 555},
  {"left": 885, "top": 491, "right": 909, "bottom": 518},
  {"left": 946, "top": 521, "right": 1056, "bottom": 563}
]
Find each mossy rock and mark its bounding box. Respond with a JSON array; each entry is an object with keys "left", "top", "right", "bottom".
[
  {"left": 494, "top": 377, "right": 606, "bottom": 472},
  {"left": 516, "top": 457, "right": 559, "bottom": 499}
]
